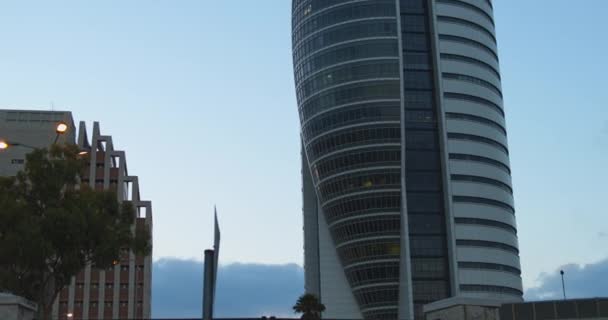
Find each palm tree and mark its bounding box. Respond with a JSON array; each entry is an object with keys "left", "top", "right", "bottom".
[{"left": 293, "top": 293, "right": 326, "bottom": 320}]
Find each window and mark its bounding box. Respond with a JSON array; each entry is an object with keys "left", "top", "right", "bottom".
[
  {"left": 443, "top": 73, "right": 502, "bottom": 97},
  {"left": 451, "top": 174, "right": 512, "bottom": 194},
  {"left": 325, "top": 192, "right": 401, "bottom": 224},
  {"left": 437, "top": 15, "right": 496, "bottom": 42},
  {"left": 410, "top": 236, "right": 447, "bottom": 256},
  {"left": 405, "top": 150, "right": 440, "bottom": 170},
  {"left": 435, "top": 0, "right": 495, "bottom": 26},
  {"left": 401, "top": 14, "right": 427, "bottom": 32},
  {"left": 460, "top": 284, "right": 523, "bottom": 296},
  {"left": 456, "top": 239, "right": 519, "bottom": 254},
  {"left": 443, "top": 92, "right": 504, "bottom": 116},
  {"left": 404, "top": 70, "right": 434, "bottom": 89},
  {"left": 403, "top": 90, "right": 434, "bottom": 109},
  {"left": 405, "top": 130, "right": 438, "bottom": 150},
  {"left": 438, "top": 34, "right": 498, "bottom": 60},
  {"left": 449, "top": 153, "right": 511, "bottom": 173},
  {"left": 440, "top": 53, "right": 500, "bottom": 78},
  {"left": 411, "top": 258, "right": 448, "bottom": 278},
  {"left": 406, "top": 193, "right": 443, "bottom": 213},
  {"left": 408, "top": 214, "right": 445, "bottom": 234},
  {"left": 447, "top": 133, "right": 509, "bottom": 154},
  {"left": 452, "top": 195, "right": 514, "bottom": 214},
  {"left": 445, "top": 112, "right": 506, "bottom": 134},
  {"left": 458, "top": 261, "right": 521, "bottom": 275},
  {"left": 455, "top": 217, "right": 516, "bottom": 234}
]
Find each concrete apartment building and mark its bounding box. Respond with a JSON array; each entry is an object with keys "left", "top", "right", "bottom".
[
  {"left": 292, "top": 0, "right": 521, "bottom": 319},
  {"left": 0, "top": 109, "right": 152, "bottom": 319}
]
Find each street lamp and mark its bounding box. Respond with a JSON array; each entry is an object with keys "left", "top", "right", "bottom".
[
  {"left": 0, "top": 140, "right": 36, "bottom": 151},
  {"left": 53, "top": 121, "right": 69, "bottom": 144},
  {"left": 56, "top": 122, "right": 68, "bottom": 134}
]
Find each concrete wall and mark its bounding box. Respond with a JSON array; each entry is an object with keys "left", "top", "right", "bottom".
[{"left": 0, "top": 294, "right": 37, "bottom": 320}]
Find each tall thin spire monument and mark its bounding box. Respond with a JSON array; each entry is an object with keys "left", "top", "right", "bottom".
[
  {"left": 203, "top": 208, "right": 221, "bottom": 320},
  {"left": 292, "top": 0, "right": 523, "bottom": 319}
]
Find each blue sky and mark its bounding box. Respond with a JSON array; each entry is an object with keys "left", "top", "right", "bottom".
[{"left": 1, "top": 1, "right": 607, "bottom": 317}]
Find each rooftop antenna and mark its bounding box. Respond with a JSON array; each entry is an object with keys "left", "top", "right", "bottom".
[
  {"left": 560, "top": 270, "right": 566, "bottom": 300},
  {"left": 51, "top": 101, "right": 55, "bottom": 112}
]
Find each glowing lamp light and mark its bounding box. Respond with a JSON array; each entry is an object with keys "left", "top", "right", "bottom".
[
  {"left": 67, "top": 313, "right": 73, "bottom": 318},
  {"left": 0, "top": 141, "right": 8, "bottom": 150},
  {"left": 56, "top": 122, "right": 68, "bottom": 134}
]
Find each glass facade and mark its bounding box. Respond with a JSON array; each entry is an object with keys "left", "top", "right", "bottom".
[
  {"left": 399, "top": 1, "right": 452, "bottom": 318},
  {"left": 294, "top": 0, "right": 403, "bottom": 317}
]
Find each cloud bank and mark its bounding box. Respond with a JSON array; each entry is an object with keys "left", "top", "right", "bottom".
[
  {"left": 153, "top": 257, "right": 608, "bottom": 318},
  {"left": 525, "top": 258, "right": 608, "bottom": 300},
  {"left": 152, "top": 258, "right": 304, "bottom": 318}
]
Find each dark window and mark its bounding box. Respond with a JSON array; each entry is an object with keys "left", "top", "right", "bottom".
[
  {"left": 443, "top": 73, "right": 502, "bottom": 97},
  {"left": 413, "top": 280, "right": 449, "bottom": 301},
  {"left": 402, "top": 33, "right": 429, "bottom": 51},
  {"left": 307, "top": 126, "right": 401, "bottom": 163},
  {"left": 411, "top": 258, "right": 449, "bottom": 278},
  {"left": 445, "top": 112, "right": 506, "bottom": 134},
  {"left": 438, "top": 34, "right": 498, "bottom": 60},
  {"left": 338, "top": 239, "right": 401, "bottom": 265},
  {"left": 294, "top": 20, "right": 398, "bottom": 63},
  {"left": 410, "top": 236, "right": 447, "bottom": 256},
  {"left": 404, "top": 110, "right": 436, "bottom": 129},
  {"left": 460, "top": 284, "right": 523, "bottom": 296},
  {"left": 404, "top": 52, "right": 432, "bottom": 70},
  {"left": 456, "top": 239, "right": 519, "bottom": 254},
  {"left": 404, "top": 70, "right": 434, "bottom": 89},
  {"left": 458, "top": 261, "right": 521, "bottom": 275},
  {"left": 437, "top": 15, "right": 496, "bottom": 42},
  {"left": 407, "top": 193, "right": 443, "bottom": 213},
  {"left": 455, "top": 217, "right": 517, "bottom": 234},
  {"left": 405, "top": 150, "right": 440, "bottom": 170},
  {"left": 452, "top": 195, "right": 514, "bottom": 214},
  {"left": 324, "top": 192, "right": 401, "bottom": 224},
  {"left": 302, "top": 102, "right": 400, "bottom": 141},
  {"left": 440, "top": 53, "right": 500, "bottom": 79},
  {"left": 353, "top": 285, "right": 399, "bottom": 309},
  {"left": 449, "top": 153, "right": 511, "bottom": 174},
  {"left": 443, "top": 92, "right": 504, "bottom": 116},
  {"left": 447, "top": 133, "right": 509, "bottom": 154},
  {"left": 409, "top": 214, "right": 445, "bottom": 235},
  {"left": 300, "top": 80, "right": 401, "bottom": 120},
  {"left": 435, "top": 0, "right": 495, "bottom": 26},
  {"left": 401, "top": 14, "right": 427, "bottom": 32},
  {"left": 406, "top": 172, "right": 442, "bottom": 192},
  {"left": 405, "top": 130, "right": 439, "bottom": 150},
  {"left": 345, "top": 261, "right": 400, "bottom": 287},
  {"left": 331, "top": 215, "right": 401, "bottom": 243},
  {"left": 451, "top": 174, "right": 512, "bottom": 194}
]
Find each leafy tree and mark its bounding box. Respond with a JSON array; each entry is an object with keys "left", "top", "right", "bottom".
[
  {"left": 293, "top": 293, "right": 326, "bottom": 320},
  {"left": 0, "top": 144, "right": 151, "bottom": 319}
]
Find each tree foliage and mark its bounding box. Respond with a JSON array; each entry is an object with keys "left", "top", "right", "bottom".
[
  {"left": 293, "top": 293, "right": 326, "bottom": 320},
  {"left": 0, "top": 144, "right": 151, "bottom": 318}
]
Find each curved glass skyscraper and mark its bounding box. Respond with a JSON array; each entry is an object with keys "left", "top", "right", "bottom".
[{"left": 292, "top": 1, "right": 522, "bottom": 319}]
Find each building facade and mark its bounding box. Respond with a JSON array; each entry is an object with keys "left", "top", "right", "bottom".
[
  {"left": 292, "top": 1, "right": 522, "bottom": 319},
  {"left": 0, "top": 110, "right": 153, "bottom": 319}
]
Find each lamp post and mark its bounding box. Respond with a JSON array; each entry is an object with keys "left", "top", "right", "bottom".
[
  {"left": 54, "top": 121, "right": 68, "bottom": 144},
  {"left": 0, "top": 140, "right": 37, "bottom": 150},
  {"left": 0, "top": 122, "right": 70, "bottom": 152},
  {"left": 560, "top": 270, "right": 567, "bottom": 300}
]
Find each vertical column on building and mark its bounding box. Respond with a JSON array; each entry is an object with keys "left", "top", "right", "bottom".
[{"left": 398, "top": 0, "right": 455, "bottom": 318}]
